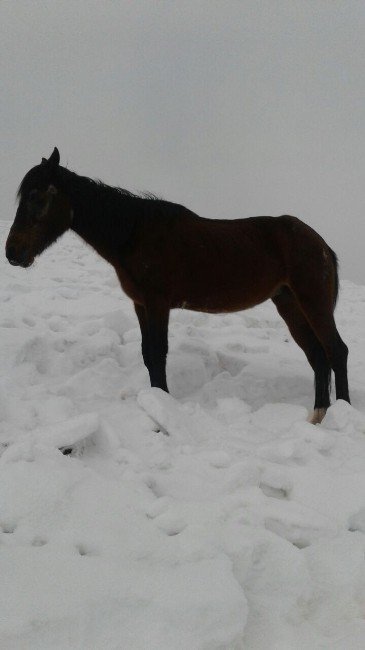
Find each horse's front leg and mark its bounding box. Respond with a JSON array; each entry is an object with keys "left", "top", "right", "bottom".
[
  {"left": 134, "top": 300, "right": 170, "bottom": 392},
  {"left": 134, "top": 303, "right": 150, "bottom": 370}
]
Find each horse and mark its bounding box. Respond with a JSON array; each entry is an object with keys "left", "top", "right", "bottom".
[{"left": 6, "top": 148, "right": 350, "bottom": 423}]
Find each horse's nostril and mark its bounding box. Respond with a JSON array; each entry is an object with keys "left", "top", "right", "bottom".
[
  {"left": 6, "top": 246, "right": 18, "bottom": 264},
  {"left": 6, "top": 246, "right": 29, "bottom": 267}
]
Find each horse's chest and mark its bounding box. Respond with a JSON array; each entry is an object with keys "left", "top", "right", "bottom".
[{"left": 115, "top": 267, "right": 142, "bottom": 303}]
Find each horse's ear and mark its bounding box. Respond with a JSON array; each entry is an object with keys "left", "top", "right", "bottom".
[
  {"left": 42, "top": 148, "right": 60, "bottom": 168},
  {"left": 48, "top": 147, "right": 60, "bottom": 168},
  {"left": 42, "top": 147, "right": 60, "bottom": 169}
]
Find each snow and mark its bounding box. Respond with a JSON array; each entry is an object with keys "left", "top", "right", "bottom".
[{"left": 0, "top": 221, "right": 364, "bottom": 649}]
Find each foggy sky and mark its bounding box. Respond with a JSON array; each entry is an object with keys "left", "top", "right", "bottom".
[{"left": 2, "top": 1, "right": 365, "bottom": 282}]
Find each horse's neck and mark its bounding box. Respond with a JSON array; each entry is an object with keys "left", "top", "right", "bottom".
[{"left": 68, "top": 179, "right": 136, "bottom": 263}]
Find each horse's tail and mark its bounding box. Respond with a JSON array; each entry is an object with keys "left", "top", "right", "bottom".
[{"left": 329, "top": 247, "right": 339, "bottom": 308}]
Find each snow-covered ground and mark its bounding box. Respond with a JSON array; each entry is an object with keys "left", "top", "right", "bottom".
[{"left": 0, "top": 220, "right": 365, "bottom": 649}]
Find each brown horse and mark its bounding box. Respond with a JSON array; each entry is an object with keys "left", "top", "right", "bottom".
[{"left": 6, "top": 148, "right": 350, "bottom": 423}]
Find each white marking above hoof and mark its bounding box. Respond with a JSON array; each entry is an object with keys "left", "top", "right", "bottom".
[{"left": 308, "top": 408, "right": 327, "bottom": 425}]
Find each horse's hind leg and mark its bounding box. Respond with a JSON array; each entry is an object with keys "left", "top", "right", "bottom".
[
  {"left": 289, "top": 280, "right": 350, "bottom": 408},
  {"left": 272, "top": 288, "right": 331, "bottom": 422}
]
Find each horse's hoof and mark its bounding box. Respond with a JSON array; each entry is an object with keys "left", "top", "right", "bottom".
[{"left": 308, "top": 408, "right": 327, "bottom": 425}]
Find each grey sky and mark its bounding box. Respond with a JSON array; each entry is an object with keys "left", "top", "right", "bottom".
[{"left": 2, "top": 1, "right": 365, "bottom": 282}]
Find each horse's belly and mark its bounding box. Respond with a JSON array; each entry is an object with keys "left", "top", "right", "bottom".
[{"left": 176, "top": 282, "right": 278, "bottom": 313}]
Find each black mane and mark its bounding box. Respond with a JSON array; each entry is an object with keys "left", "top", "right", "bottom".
[
  {"left": 61, "top": 168, "right": 161, "bottom": 203},
  {"left": 17, "top": 163, "right": 161, "bottom": 204}
]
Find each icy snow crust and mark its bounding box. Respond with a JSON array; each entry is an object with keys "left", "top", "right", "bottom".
[{"left": 0, "top": 223, "right": 364, "bottom": 649}]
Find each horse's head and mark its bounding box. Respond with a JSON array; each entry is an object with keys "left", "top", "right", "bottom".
[{"left": 6, "top": 148, "right": 73, "bottom": 268}]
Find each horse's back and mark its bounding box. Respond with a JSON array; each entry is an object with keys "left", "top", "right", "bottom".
[
  {"left": 125, "top": 207, "right": 335, "bottom": 313},
  {"left": 135, "top": 211, "right": 292, "bottom": 311}
]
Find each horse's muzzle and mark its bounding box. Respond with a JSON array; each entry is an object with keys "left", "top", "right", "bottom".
[{"left": 6, "top": 246, "right": 33, "bottom": 268}]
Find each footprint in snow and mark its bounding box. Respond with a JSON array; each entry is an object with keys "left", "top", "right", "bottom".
[
  {"left": 259, "top": 468, "right": 293, "bottom": 500},
  {"left": 348, "top": 508, "right": 365, "bottom": 533},
  {"left": 155, "top": 512, "right": 187, "bottom": 537},
  {"left": 1, "top": 522, "right": 16, "bottom": 534},
  {"left": 22, "top": 316, "right": 36, "bottom": 327},
  {"left": 76, "top": 543, "right": 99, "bottom": 557},
  {"left": 32, "top": 537, "right": 47, "bottom": 547}
]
